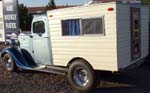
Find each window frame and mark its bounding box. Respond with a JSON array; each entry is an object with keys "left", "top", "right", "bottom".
[
  {"left": 32, "top": 20, "right": 46, "bottom": 34},
  {"left": 61, "top": 16, "right": 105, "bottom": 36},
  {"left": 81, "top": 16, "right": 105, "bottom": 36},
  {"left": 61, "top": 19, "right": 81, "bottom": 36}
]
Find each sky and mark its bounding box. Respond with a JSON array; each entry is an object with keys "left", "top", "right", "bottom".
[{"left": 18, "top": 0, "right": 89, "bottom": 7}]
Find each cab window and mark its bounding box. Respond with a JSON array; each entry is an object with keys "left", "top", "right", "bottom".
[{"left": 33, "top": 21, "right": 45, "bottom": 34}]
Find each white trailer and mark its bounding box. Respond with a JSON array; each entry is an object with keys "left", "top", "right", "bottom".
[
  {"left": 1, "top": 2, "right": 149, "bottom": 92},
  {"left": 0, "top": 1, "right": 5, "bottom": 42}
]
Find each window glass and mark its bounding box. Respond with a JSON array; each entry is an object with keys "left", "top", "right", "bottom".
[
  {"left": 33, "top": 21, "right": 45, "bottom": 34},
  {"left": 82, "top": 18, "right": 104, "bottom": 34},
  {"left": 62, "top": 19, "right": 80, "bottom": 36}
]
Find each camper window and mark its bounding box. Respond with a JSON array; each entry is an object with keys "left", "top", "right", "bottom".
[
  {"left": 82, "top": 18, "right": 104, "bottom": 35},
  {"left": 61, "top": 19, "right": 80, "bottom": 36},
  {"left": 33, "top": 21, "right": 45, "bottom": 34}
]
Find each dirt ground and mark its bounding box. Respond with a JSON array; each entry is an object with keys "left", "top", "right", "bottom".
[
  {"left": 0, "top": 61, "right": 150, "bottom": 93},
  {"left": 94, "top": 62, "right": 150, "bottom": 93}
]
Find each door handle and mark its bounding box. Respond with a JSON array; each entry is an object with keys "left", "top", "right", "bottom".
[
  {"left": 44, "top": 37, "right": 49, "bottom": 38},
  {"left": 29, "top": 35, "right": 33, "bottom": 38}
]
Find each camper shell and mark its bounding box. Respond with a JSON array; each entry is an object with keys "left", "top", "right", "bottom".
[
  {"left": 45, "top": 2, "right": 149, "bottom": 71},
  {"left": 1, "top": 2, "right": 149, "bottom": 92}
]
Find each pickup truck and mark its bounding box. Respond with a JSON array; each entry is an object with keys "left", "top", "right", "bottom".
[{"left": 0, "top": 2, "right": 149, "bottom": 92}]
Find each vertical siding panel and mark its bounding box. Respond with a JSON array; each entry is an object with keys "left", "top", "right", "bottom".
[
  {"left": 117, "top": 4, "right": 149, "bottom": 69},
  {"left": 141, "top": 7, "right": 149, "bottom": 58},
  {"left": 117, "top": 4, "right": 131, "bottom": 69}
]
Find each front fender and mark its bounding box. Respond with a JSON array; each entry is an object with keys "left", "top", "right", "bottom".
[{"left": 1, "top": 47, "right": 36, "bottom": 69}]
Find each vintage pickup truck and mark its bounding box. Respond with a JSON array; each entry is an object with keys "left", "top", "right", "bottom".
[{"left": 0, "top": 2, "right": 149, "bottom": 92}]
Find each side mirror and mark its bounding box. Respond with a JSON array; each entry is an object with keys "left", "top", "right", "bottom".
[{"left": 29, "top": 35, "right": 33, "bottom": 38}]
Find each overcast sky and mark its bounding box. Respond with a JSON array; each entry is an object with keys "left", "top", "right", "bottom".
[{"left": 18, "top": 0, "right": 89, "bottom": 7}]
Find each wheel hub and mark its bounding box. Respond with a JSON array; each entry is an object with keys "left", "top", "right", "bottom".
[
  {"left": 73, "top": 68, "right": 89, "bottom": 87},
  {"left": 4, "top": 56, "right": 13, "bottom": 70}
]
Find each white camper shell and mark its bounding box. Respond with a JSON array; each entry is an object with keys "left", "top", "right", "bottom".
[
  {"left": 46, "top": 2, "right": 149, "bottom": 71},
  {"left": 18, "top": 2, "right": 149, "bottom": 72}
]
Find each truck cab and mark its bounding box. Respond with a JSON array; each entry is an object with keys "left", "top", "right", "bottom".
[{"left": 18, "top": 14, "right": 52, "bottom": 65}]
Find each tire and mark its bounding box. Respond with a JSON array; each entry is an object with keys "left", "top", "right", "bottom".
[
  {"left": 68, "top": 59, "right": 95, "bottom": 92},
  {"left": 3, "top": 54, "right": 17, "bottom": 72}
]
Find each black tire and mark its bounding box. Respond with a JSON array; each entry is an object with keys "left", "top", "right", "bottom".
[
  {"left": 68, "top": 59, "right": 95, "bottom": 92},
  {"left": 3, "top": 54, "right": 17, "bottom": 72}
]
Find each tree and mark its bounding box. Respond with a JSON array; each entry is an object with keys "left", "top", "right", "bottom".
[
  {"left": 18, "top": 4, "right": 33, "bottom": 31},
  {"left": 45, "top": 0, "right": 56, "bottom": 11},
  {"left": 141, "top": 0, "right": 150, "bottom": 5}
]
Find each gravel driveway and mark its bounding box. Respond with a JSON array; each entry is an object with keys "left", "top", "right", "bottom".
[{"left": 0, "top": 61, "right": 150, "bottom": 93}]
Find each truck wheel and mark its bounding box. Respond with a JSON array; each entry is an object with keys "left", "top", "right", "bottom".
[
  {"left": 3, "top": 54, "right": 17, "bottom": 72},
  {"left": 68, "top": 59, "right": 94, "bottom": 92}
]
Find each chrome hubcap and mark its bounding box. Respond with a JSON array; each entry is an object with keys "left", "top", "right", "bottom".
[
  {"left": 4, "top": 56, "right": 13, "bottom": 70},
  {"left": 73, "top": 68, "right": 89, "bottom": 87}
]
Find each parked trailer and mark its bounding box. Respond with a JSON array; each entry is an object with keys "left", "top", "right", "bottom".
[{"left": 1, "top": 2, "right": 149, "bottom": 92}]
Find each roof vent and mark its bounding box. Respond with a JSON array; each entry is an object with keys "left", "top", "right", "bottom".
[{"left": 84, "top": 0, "right": 102, "bottom": 6}]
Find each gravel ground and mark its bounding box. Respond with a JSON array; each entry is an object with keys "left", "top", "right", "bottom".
[
  {"left": 0, "top": 44, "right": 150, "bottom": 93},
  {"left": 0, "top": 63, "right": 74, "bottom": 93},
  {"left": 0, "top": 61, "right": 150, "bottom": 93}
]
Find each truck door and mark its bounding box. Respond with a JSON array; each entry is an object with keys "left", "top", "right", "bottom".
[{"left": 32, "top": 18, "right": 52, "bottom": 65}]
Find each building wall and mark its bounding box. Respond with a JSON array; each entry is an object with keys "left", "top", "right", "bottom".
[{"left": 0, "top": 1, "right": 5, "bottom": 42}]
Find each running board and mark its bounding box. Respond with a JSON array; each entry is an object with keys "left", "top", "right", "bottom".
[{"left": 29, "top": 65, "right": 68, "bottom": 75}]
